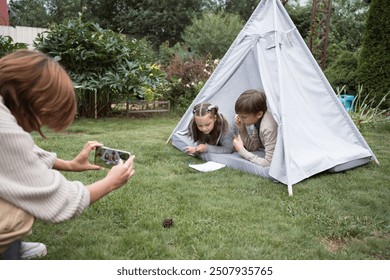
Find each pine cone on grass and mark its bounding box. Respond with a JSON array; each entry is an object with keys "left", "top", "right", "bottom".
[{"left": 162, "top": 218, "right": 174, "bottom": 228}]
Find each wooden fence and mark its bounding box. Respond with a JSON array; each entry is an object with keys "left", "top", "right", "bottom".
[
  {"left": 112, "top": 100, "right": 171, "bottom": 116},
  {"left": 0, "top": 25, "right": 47, "bottom": 48}
]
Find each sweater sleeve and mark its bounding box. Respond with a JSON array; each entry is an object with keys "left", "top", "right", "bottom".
[
  {"left": 239, "top": 126, "right": 262, "bottom": 152},
  {"left": 237, "top": 112, "right": 278, "bottom": 167},
  {"left": 205, "top": 125, "right": 234, "bottom": 154},
  {"left": 0, "top": 122, "right": 90, "bottom": 224},
  {"left": 259, "top": 111, "right": 278, "bottom": 166},
  {"left": 238, "top": 147, "right": 271, "bottom": 167},
  {"left": 261, "top": 125, "right": 277, "bottom": 166},
  {"left": 33, "top": 144, "right": 57, "bottom": 168}
]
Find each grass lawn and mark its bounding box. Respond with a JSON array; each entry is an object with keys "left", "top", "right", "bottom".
[{"left": 29, "top": 115, "right": 389, "bottom": 260}]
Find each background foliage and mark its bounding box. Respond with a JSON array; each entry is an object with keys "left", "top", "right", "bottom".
[
  {"left": 84, "top": 0, "right": 203, "bottom": 49},
  {"left": 0, "top": 35, "right": 27, "bottom": 57},
  {"left": 5, "top": 0, "right": 389, "bottom": 111},
  {"left": 324, "top": 50, "right": 359, "bottom": 93},
  {"left": 164, "top": 55, "right": 218, "bottom": 113},
  {"left": 357, "top": 0, "right": 390, "bottom": 109},
  {"left": 182, "top": 11, "right": 244, "bottom": 59},
  {"left": 34, "top": 16, "right": 167, "bottom": 117}
]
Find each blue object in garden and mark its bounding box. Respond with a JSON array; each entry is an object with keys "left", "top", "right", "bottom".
[{"left": 339, "top": 94, "right": 355, "bottom": 111}]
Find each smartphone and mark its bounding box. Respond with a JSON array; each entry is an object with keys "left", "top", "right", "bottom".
[{"left": 94, "top": 146, "right": 131, "bottom": 168}]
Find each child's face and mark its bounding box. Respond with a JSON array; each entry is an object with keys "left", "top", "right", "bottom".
[
  {"left": 195, "top": 114, "right": 216, "bottom": 134},
  {"left": 237, "top": 111, "right": 263, "bottom": 125}
]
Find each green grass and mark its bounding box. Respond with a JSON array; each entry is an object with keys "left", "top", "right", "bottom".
[{"left": 29, "top": 115, "right": 390, "bottom": 260}]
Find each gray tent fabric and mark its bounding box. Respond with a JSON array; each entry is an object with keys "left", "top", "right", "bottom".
[{"left": 167, "top": 0, "right": 377, "bottom": 195}]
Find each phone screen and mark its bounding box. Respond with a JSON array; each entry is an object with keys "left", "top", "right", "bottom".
[{"left": 94, "top": 146, "right": 131, "bottom": 168}]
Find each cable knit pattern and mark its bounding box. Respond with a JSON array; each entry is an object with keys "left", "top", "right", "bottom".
[{"left": 0, "top": 96, "right": 90, "bottom": 223}]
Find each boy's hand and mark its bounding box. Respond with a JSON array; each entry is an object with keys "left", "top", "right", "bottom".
[
  {"left": 233, "top": 135, "right": 244, "bottom": 152},
  {"left": 235, "top": 114, "right": 245, "bottom": 130}
]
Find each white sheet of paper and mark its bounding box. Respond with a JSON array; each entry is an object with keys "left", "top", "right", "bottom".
[{"left": 188, "top": 161, "right": 226, "bottom": 172}]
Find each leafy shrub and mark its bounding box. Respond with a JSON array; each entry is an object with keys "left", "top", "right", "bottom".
[
  {"left": 158, "top": 41, "right": 195, "bottom": 67},
  {"left": 0, "top": 36, "right": 28, "bottom": 58},
  {"left": 324, "top": 50, "right": 359, "bottom": 93},
  {"left": 357, "top": 0, "right": 390, "bottom": 109},
  {"left": 34, "top": 16, "right": 167, "bottom": 117},
  {"left": 337, "top": 85, "right": 389, "bottom": 128},
  {"left": 182, "top": 11, "right": 244, "bottom": 59},
  {"left": 163, "top": 55, "right": 218, "bottom": 113}
]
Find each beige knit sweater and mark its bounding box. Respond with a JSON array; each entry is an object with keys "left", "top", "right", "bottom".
[
  {"left": 237, "top": 111, "right": 278, "bottom": 167},
  {"left": 0, "top": 96, "right": 90, "bottom": 223}
]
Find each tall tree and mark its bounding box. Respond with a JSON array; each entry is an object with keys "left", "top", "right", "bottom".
[
  {"left": 182, "top": 11, "right": 244, "bottom": 59},
  {"left": 9, "top": 0, "right": 85, "bottom": 27},
  {"left": 44, "top": 0, "right": 83, "bottom": 23},
  {"left": 9, "top": 0, "right": 204, "bottom": 49},
  {"left": 84, "top": 0, "right": 204, "bottom": 48},
  {"left": 330, "top": 0, "right": 368, "bottom": 53},
  {"left": 285, "top": 1, "right": 312, "bottom": 40},
  {"left": 224, "top": 0, "right": 259, "bottom": 21},
  {"left": 9, "top": 0, "right": 51, "bottom": 27},
  {"left": 82, "top": 0, "right": 121, "bottom": 31},
  {"left": 357, "top": 0, "right": 390, "bottom": 108}
]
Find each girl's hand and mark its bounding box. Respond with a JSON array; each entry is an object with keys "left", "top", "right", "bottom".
[
  {"left": 185, "top": 144, "right": 206, "bottom": 154},
  {"left": 185, "top": 146, "right": 197, "bottom": 155}
]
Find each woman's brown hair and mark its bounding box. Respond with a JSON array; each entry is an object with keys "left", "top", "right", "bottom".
[{"left": 0, "top": 49, "right": 76, "bottom": 137}]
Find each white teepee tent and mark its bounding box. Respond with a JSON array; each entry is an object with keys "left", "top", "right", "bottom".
[{"left": 167, "top": 0, "right": 377, "bottom": 195}]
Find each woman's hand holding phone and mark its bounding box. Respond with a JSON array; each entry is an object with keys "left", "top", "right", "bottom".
[{"left": 106, "top": 155, "right": 135, "bottom": 190}]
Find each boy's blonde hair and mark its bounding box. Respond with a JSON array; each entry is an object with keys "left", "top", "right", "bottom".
[
  {"left": 0, "top": 50, "right": 76, "bottom": 137},
  {"left": 235, "top": 89, "right": 267, "bottom": 115}
]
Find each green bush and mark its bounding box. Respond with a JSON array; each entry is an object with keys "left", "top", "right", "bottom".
[
  {"left": 337, "top": 85, "right": 389, "bottom": 128},
  {"left": 357, "top": 0, "right": 390, "bottom": 109},
  {"left": 350, "top": 87, "right": 389, "bottom": 128},
  {"left": 163, "top": 55, "right": 218, "bottom": 113},
  {"left": 158, "top": 41, "right": 195, "bottom": 67},
  {"left": 324, "top": 50, "right": 359, "bottom": 93},
  {"left": 182, "top": 12, "right": 244, "bottom": 59},
  {"left": 0, "top": 36, "right": 28, "bottom": 57},
  {"left": 34, "top": 16, "right": 167, "bottom": 117}
]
